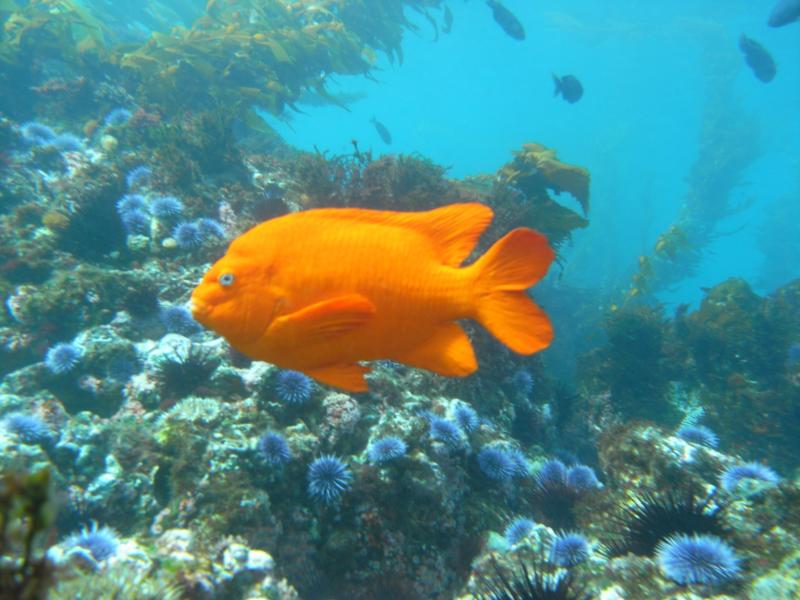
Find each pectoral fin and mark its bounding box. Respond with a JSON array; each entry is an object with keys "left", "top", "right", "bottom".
[{"left": 268, "top": 294, "right": 376, "bottom": 345}]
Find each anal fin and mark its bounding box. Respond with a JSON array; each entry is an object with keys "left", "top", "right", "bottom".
[
  {"left": 394, "top": 322, "right": 477, "bottom": 377},
  {"left": 306, "top": 363, "right": 371, "bottom": 392}
]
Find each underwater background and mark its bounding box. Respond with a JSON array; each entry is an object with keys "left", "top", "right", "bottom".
[{"left": 0, "top": 0, "right": 799, "bottom": 598}]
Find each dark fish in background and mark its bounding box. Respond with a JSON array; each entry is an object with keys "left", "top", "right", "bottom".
[
  {"left": 486, "top": 0, "right": 525, "bottom": 41},
  {"left": 739, "top": 34, "right": 777, "bottom": 83},
  {"left": 371, "top": 117, "right": 392, "bottom": 145},
  {"left": 768, "top": 0, "right": 800, "bottom": 27},
  {"left": 443, "top": 5, "right": 453, "bottom": 34},
  {"left": 553, "top": 74, "right": 584, "bottom": 103}
]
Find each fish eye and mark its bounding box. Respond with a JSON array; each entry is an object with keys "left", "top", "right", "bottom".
[{"left": 218, "top": 273, "right": 235, "bottom": 287}]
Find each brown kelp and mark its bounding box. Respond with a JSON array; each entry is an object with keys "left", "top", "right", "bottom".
[{"left": 625, "top": 47, "right": 760, "bottom": 301}]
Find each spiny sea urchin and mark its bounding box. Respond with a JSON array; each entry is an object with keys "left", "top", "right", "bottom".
[{"left": 606, "top": 489, "right": 726, "bottom": 557}]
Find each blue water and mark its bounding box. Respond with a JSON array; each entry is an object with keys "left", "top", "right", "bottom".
[{"left": 271, "top": 0, "right": 800, "bottom": 308}]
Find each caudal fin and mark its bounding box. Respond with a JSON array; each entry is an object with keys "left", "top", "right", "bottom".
[
  {"left": 472, "top": 228, "right": 554, "bottom": 354},
  {"left": 552, "top": 74, "right": 561, "bottom": 97}
]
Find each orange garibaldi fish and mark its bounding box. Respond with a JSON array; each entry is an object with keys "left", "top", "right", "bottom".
[{"left": 191, "top": 203, "right": 554, "bottom": 392}]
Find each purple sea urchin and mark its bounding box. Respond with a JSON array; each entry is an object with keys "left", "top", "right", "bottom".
[
  {"left": 64, "top": 523, "right": 120, "bottom": 561},
  {"left": 258, "top": 432, "right": 291, "bottom": 466},
  {"left": 150, "top": 195, "right": 183, "bottom": 219},
  {"left": 368, "top": 437, "right": 407, "bottom": 464},
  {"left": 536, "top": 459, "right": 568, "bottom": 488},
  {"left": 3, "top": 413, "right": 51, "bottom": 445},
  {"left": 126, "top": 165, "right": 152, "bottom": 189},
  {"left": 677, "top": 425, "right": 719, "bottom": 448},
  {"left": 172, "top": 221, "right": 203, "bottom": 249},
  {"left": 478, "top": 447, "right": 516, "bottom": 482},
  {"left": 120, "top": 208, "right": 150, "bottom": 234},
  {"left": 656, "top": 534, "right": 740, "bottom": 585},
  {"left": 504, "top": 517, "right": 536, "bottom": 545},
  {"left": 197, "top": 217, "right": 225, "bottom": 240},
  {"left": 116, "top": 194, "right": 147, "bottom": 216},
  {"left": 511, "top": 369, "right": 534, "bottom": 396},
  {"left": 429, "top": 416, "right": 462, "bottom": 447},
  {"left": 159, "top": 304, "right": 201, "bottom": 335},
  {"left": 453, "top": 404, "right": 479, "bottom": 433},
  {"left": 566, "top": 465, "right": 602, "bottom": 490},
  {"left": 44, "top": 342, "right": 83, "bottom": 374},
  {"left": 308, "top": 455, "right": 351, "bottom": 504},
  {"left": 549, "top": 532, "right": 591, "bottom": 567},
  {"left": 275, "top": 370, "right": 313, "bottom": 404},
  {"left": 720, "top": 462, "right": 779, "bottom": 493}
]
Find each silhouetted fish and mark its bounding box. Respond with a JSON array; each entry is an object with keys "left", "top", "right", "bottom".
[
  {"left": 486, "top": 0, "right": 525, "bottom": 41},
  {"left": 768, "top": 0, "right": 800, "bottom": 27},
  {"left": 443, "top": 6, "right": 453, "bottom": 34},
  {"left": 371, "top": 117, "right": 392, "bottom": 145},
  {"left": 553, "top": 74, "right": 584, "bottom": 103},
  {"left": 739, "top": 34, "right": 776, "bottom": 83}
]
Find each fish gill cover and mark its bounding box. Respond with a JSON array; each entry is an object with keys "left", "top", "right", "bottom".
[{"left": 0, "top": 1, "right": 798, "bottom": 599}]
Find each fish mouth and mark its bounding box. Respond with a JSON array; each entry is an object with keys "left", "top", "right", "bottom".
[{"left": 190, "top": 298, "right": 209, "bottom": 322}]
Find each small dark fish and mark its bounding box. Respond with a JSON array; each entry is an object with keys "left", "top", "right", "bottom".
[
  {"left": 443, "top": 5, "right": 453, "bottom": 34},
  {"left": 371, "top": 117, "right": 392, "bottom": 145},
  {"left": 739, "top": 34, "right": 776, "bottom": 83},
  {"left": 553, "top": 74, "right": 583, "bottom": 103},
  {"left": 486, "top": 0, "right": 525, "bottom": 41},
  {"left": 768, "top": 0, "right": 800, "bottom": 27}
]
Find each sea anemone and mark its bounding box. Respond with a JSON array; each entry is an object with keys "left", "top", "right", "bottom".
[
  {"left": 511, "top": 369, "right": 534, "bottom": 396},
  {"left": 478, "top": 447, "right": 516, "bottom": 482},
  {"left": 307, "top": 455, "right": 352, "bottom": 504},
  {"left": 257, "top": 432, "right": 291, "bottom": 466},
  {"left": 478, "top": 558, "right": 590, "bottom": 600},
  {"left": 126, "top": 165, "right": 152, "bottom": 189},
  {"left": 120, "top": 208, "right": 150, "bottom": 234},
  {"left": 677, "top": 425, "right": 719, "bottom": 449},
  {"left": 20, "top": 121, "right": 56, "bottom": 145},
  {"left": 275, "top": 370, "right": 313, "bottom": 404},
  {"left": 504, "top": 517, "right": 536, "bottom": 545},
  {"left": 104, "top": 108, "right": 132, "bottom": 127},
  {"left": 44, "top": 342, "right": 83, "bottom": 375},
  {"left": 607, "top": 490, "right": 726, "bottom": 557},
  {"left": 656, "top": 534, "right": 740, "bottom": 585},
  {"left": 549, "top": 532, "right": 591, "bottom": 567},
  {"left": 116, "top": 193, "right": 147, "bottom": 216},
  {"left": 197, "top": 218, "right": 225, "bottom": 240},
  {"left": 159, "top": 304, "right": 201, "bottom": 336},
  {"left": 52, "top": 133, "right": 83, "bottom": 152},
  {"left": 720, "top": 462, "right": 779, "bottom": 493},
  {"left": 566, "top": 465, "right": 602, "bottom": 490},
  {"left": 172, "top": 221, "right": 203, "bottom": 249},
  {"left": 64, "top": 523, "right": 120, "bottom": 561},
  {"left": 368, "top": 437, "right": 407, "bottom": 464},
  {"left": 149, "top": 195, "right": 183, "bottom": 219},
  {"left": 429, "top": 416, "right": 463, "bottom": 447},
  {"left": 3, "top": 413, "right": 51, "bottom": 445},
  {"left": 453, "top": 404, "right": 479, "bottom": 433}
]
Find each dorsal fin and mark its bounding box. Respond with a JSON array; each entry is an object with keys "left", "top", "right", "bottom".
[{"left": 305, "top": 203, "right": 494, "bottom": 267}]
